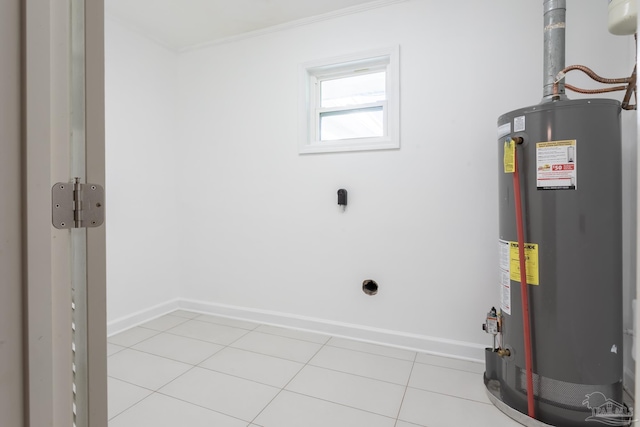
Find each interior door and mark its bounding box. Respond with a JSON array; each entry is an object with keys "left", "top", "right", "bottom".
[
  {"left": 0, "top": 1, "right": 106, "bottom": 426},
  {"left": 0, "top": 1, "right": 25, "bottom": 425},
  {"left": 69, "top": 1, "right": 108, "bottom": 426}
]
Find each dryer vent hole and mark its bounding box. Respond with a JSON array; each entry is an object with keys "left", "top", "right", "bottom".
[{"left": 362, "top": 280, "right": 378, "bottom": 296}]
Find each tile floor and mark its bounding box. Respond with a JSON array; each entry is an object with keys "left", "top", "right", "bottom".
[{"left": 107, "top": 310, "right": 521, "bottom": 427}]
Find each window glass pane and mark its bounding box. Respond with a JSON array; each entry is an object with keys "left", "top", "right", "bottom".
[
  {"left": 320, "top": 107, "right": 383, "bottom": 141},
  {"left": 321, "top": 71, "right": 385, "bottom": 108}
]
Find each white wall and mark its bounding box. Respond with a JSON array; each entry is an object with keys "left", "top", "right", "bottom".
[
  {"left": 105, "top": 0, "right": 636, "bottom": 360},
  {"left": 105, "top": 17, "right": 181, "bottom": 328},
  {"left": 174, "top": 0, "right": 635, "bottom": 358}
]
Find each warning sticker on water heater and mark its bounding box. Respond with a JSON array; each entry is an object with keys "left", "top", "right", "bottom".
[
  {"left": 499, "top": 239, "right": 540, "bottom": 315},
  {"left": 509, "top": 242, "right": 539, "bottom": 286},
  {"left": 536, "top": 140, "right": 577, "bottom": 190},
  {"left": 499, "top": 240, "right": 511, "bottom": 315}
]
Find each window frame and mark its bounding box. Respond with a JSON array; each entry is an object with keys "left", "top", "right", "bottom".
[{"left": 299, "top": 46, "right": 400, "bottom": 154}]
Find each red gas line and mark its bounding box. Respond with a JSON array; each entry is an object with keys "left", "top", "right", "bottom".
[{"left": 512, "top": 143, "right": 536, "bottom": 419}]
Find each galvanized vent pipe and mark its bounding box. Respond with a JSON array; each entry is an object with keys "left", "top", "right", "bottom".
[{"left": 543, "top": 0, "right": 567, "bottom": 100}]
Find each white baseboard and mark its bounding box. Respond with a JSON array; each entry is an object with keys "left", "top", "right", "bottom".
[
  {"left": 107, "top": 298, "right": 181, "bottom": 336},
  {"left": 179, "top": 299, "right": 486, "bottom": 362},
  {"left": 107, "top": 298, "right": 486, "bottom": 361}
]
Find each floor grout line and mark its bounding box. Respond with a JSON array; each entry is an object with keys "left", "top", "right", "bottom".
[
  {"left": 393, "top": 351, "right": 418, "bottom": 427},
  {"left": 152, "top": 388, "right": 254, "bottom": 424},
  {"left": 109, "top": 346, "right": 215, "bottom": 367},
  {"left": 107, "top": 375, "right": 157, "bottom": 393},
  {"left": 148, "top": 320, "right": 255, "bottom": 351},
  {"left": 191, "top": 364, "right": 288, "bottom": 389},
  {"left": 108, "top": 390, "right": 155, "bottom": 422},
  {"left": 412, "top": 359, "right": 484, "bottom": 374},
  {"left": 183, "top": 315, "right": 261, "bottom": 330},
  {"left": 251, "top": 326, "right": 332, "bottom": 345},
  {"left": 324, "top": 341, "right": 416, "bottom": 362},
  {"left": 167, "top": 317, "right": 258, "bottom": 332},
  {"left": 285, "top": 388, "right": 400, "bottom": 420},
  {"left": 402, "top": 385, "right": 494, "bottom": 406},
  {"left": 303, "top": 362, "right": 413, "bottom": 387},
  {"left": 247, "top": 334, "right": 329, "bottom": 425},
  {"left": 107, "top": 327, "right": 162, "bottom": 349}
]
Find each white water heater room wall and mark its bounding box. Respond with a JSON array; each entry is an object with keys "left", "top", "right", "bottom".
[{"left": 105, "top": 0, "right": 636, "bottom": 362}]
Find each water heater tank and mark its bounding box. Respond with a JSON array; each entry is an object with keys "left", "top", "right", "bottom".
[
  {"left": 486, "top": 99, "right": 625, "bottom": 426},
  {"left": 608, "top": 0, "right": 637, "bottom": 35}
]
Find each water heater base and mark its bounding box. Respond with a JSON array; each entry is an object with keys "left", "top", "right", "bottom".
[{"left": 485, "top": 380, "right": 555, "bottom": 427}]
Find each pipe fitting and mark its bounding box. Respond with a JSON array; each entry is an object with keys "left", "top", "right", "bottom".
[
  {"left": 543, "top": 0, "right": 566, "bottom": 14},
  {"left": 497, "top": 348, "right": 511, "bottom": 357}
]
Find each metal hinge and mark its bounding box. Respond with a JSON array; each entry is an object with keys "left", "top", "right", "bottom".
[{"left": 52, "top": 178, "right": 105, "bottom": 229}]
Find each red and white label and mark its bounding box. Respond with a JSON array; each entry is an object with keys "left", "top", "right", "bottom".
[
  {"left": 551, "top": 164, "right": 574, "bottom": 171},
  {"left": 536, "top": 140, "right": 577, "bottom": 190}
]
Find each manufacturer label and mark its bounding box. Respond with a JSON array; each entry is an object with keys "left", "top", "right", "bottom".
[
  {"left": 514, "top": 116, "right": 526, "bottom": 132},
  {"left": 536, "top": 140, "right": 577, "bottom": 190}
]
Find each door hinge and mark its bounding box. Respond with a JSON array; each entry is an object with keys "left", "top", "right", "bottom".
[{"left": 52, "top": 178, "right": 104, "bottom": 229}]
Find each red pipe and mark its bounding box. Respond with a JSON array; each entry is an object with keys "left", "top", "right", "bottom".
[{"left": 512, "top": 143, "right": 536, "bottom": 418}]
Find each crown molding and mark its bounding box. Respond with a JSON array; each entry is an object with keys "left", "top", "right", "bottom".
[{"left": 180, "top": 0, "right": 409, "bottom": 53}]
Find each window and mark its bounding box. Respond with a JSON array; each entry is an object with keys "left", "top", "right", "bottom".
[{"left": 299, "top": 47, "right": 400, "bottom": 154}]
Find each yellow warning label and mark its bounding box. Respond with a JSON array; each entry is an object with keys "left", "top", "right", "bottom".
[
  {"left": 537, "top": 140, "right": 575, "bottom": 148},
  {"left": 504, "top": 139, "right": 515, "bottom": 173},
  {"left": 509, "top": 242, "right": 539, "bottom": 285}
]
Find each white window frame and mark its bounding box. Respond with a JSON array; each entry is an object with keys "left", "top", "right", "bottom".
[{"left": 299, "top": 46, "right": 400, "bottom": 154}]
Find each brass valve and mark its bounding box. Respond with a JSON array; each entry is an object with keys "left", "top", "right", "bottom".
[{"left": 497, "top": 348, "right": 511, "bottom": 357}]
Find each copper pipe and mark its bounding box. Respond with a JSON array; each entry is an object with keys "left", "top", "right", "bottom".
[
  {"left": 553, "top": 62, "right": 637, "bottom": 109},
  {"left": 559, "top": 64, "right": 633, "bottom": 85},
  {"left": 622, "top": 35, "right": 639, "bottom": 110},
  {"left": 565, "top": 84, "right": 628, "bottom": 94},
  {"left": 622, "top": 64, "right": 637, "bottom": 110}
]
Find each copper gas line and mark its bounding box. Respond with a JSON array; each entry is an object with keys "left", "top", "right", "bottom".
[
  {"left": 621, "top": 64, "right": 637, "bottom": 110},
  {"left": 558, "top": 64, "right": 633, "bottom": 84},
  {"left": 626, "top": 35, "right": 639, "bottom": 110},
  {"left": 564, "top": 84, "right": 628, "bottom": 94},
  {"left": 552, "top": 64, "right": 637, "bottom": 109}
]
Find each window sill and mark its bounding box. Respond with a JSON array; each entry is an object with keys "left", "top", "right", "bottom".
[{"left": 298, "top": 137, "right": 399, "bottom": 154}]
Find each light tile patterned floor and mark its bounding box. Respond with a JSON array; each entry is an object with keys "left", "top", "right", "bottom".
[{"left": 107, "top": 310, "right": 521, "bottom": 427}]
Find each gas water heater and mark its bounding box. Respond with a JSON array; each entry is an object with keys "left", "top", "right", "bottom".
[
  {"left": 486, "top": 99, "right": 624, "bottom": 427},
  {"left": 483, "top": 1, "right": 635, "bottom": 426}
]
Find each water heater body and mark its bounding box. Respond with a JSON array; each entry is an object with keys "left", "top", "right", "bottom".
[{"left": 486, "top": 98, "right": 625, "bottom": 426}]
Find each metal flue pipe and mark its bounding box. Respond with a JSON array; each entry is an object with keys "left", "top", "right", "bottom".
[{"left": 543, "top": 0, "right": 567, "bottom": 100}]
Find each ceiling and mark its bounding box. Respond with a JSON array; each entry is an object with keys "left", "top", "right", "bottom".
[{"left": 105, "top": 0, "right": 396, "bottom": 51}]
